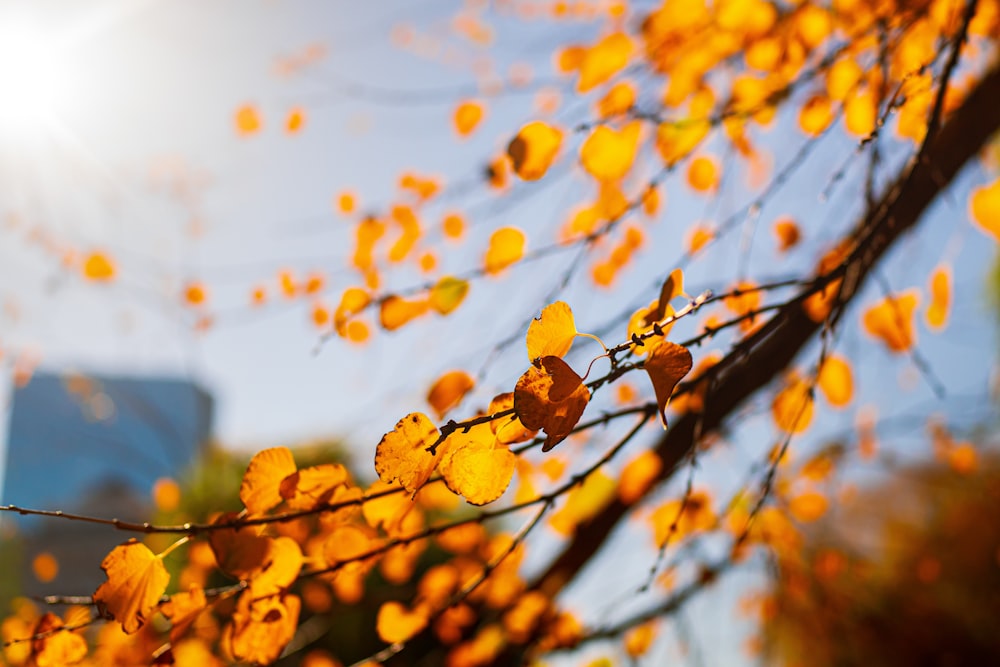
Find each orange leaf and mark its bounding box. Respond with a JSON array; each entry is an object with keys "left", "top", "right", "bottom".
[
  {"left": 454, "top": 100, "right": 484, "bottom": 137},
  {"left": 380, "top": 295, "right": 430, "bottom": 330},
  {"left": 644, "top": 341, "right": 693, "bottom": 427},
  {"left": 374, "top": 413, "right": 441, "bottom": 495},
  {"left": 618, "top": 450, "right": 663, "bottom": 505},
  {"left": 861, "top": 290, "right": 919, "bottom": 353},
  {"left": 926, "top": 265, "right": 951, "bottom": 330},
  {"left": 579, "top": 121, "right": 641, "bottom": 182},
  {"left": 82, "top": 251, "right": 115, "bottom": 281},
  {"left": 227, "top": 591, "right": 300, "bottom": 665},
  {"left": 427, "top": 370, "right": 475, "bottom": 419},
  {"left": 656, "top": 120, "right": 710, "bottom": 166},
  {"left": 93, "top": 540, "right": 170, "bottom": 634},
  {"left": 771, "top": 375, "right": 814, "bottom": 434},
  {"left": 685, "top": 223, "right": 714, "bottom": 254},
  {"left": 235, "top": 104, "right": 262, "bottom": 135},
  {"left": 162, "top": 585, "right": 207, "bottom": 643},
  {"left": 624, "top": 621, "right": 657, "bottom": 658},
  {"left": 686, "top": 155, "right": 719, "bottom": 192},
  {"left": 513, "top": 357, "right": 590, "bottom": 452},
  {"left": 970, "top": 177, "right": 1000, "bottom": 240},
  {"left": 240, "top": 447, "right": 297, "bottom": 515},
  {"left": 789, "top": 491, "right": 827, "bottom": 523},
  {"left": 376, "top": 601, "right": 429, "bottom": 644},
  {"left": 249, "top": 536, "right": 303, "bottom": 599},
  {"left": 526, "top": 301, "right": 577, "bottom": 361},
  {"left": 484, "top": 226, "right": 526, "bottom": 274},
  {"left": 279, "top": 463, "right": 351, "bottom": 510},
  {"left": 285, "top": 107, "right": 306, "bottom": 134},
  {"left": 208, "top": 513, "right": 271, "bottom": 580},
  {"left": 817, "top": 355, "right": 853, "bottom": 408},
  {"left": 429, "top": 276, "right": 469, "bottom": 315},
  {"left": 773, "top": 217, "right": 801, "bottom": 252},
  {"left": 507, "top": 121, "right": 562, "bottom": 181},
  {"left": 439, "top": 425, "right": 516, "bottom": 505},
  {"left": 30, "top": 613, "right": 87, "bottom": 666}
]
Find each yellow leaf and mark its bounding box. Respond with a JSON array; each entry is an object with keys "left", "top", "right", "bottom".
[
  {"left": 489, "top": 392, "right": 538, "bottom": 445},
  {"left": 579, "top": 121, "right": 641, "bottom": 182},
  {"left": 861, "top": 290, "right": 919, "bottom": 353},
  {"left": 93, "top": 540, "right": 170, "bottom": 634},
  {"left": 624, "top": 620, "right": 658, "bottom": 658},
  {"left": 970, "top": 177, "right": 1000, "bottom": 241},
  {"left": 844, "top": 88, "right": 876, "bottom": 137},
  {"left": 484, "top": 226, "right": 526, "bottom": 274},
  {"left": 686, "top": 155, "right": 719, "bottom": 192},
  {"left": 577, "top": 32, "right": 633, "bottom": 92},
  {"left": 817, "top": 355, "right": 853, "bottom": 408},
  {"left": 227, "top": 591, "right": 300, "bottom": 665},
  {"left": 162, "top": 585, "right": 208, "bottom": 643},
  {"left": 507, "top": 121, "right": 562, "bottom": 181},
  {"left": 427, "top": 370, "right": 475, "bottom": 420},
  {"left": 374, "top": 413, "right": 441, "bottom": 495},
  {"left": 439, "top": 425, "right": 516, "bottom": 505},
  {"left": 207, "top": 512, "right": 271, "bottom": 580},
  {"left": 771, "top": 375, "right": 814, "bottom": 434},
  {"left": 798, "top": 94, "right": 834, "bottom": 136},
  {"left": 513, "top": 356, "right": 590, "bottom": 452},
  {"left": 644, "top": 341, "right": 693, "bottom": 427},
  {"left": 597, "top": 81, "right": 636, "bottom": 117},
  {"left": 650, "top": 490, "right": 714, "bottom": 546},
  {"left": 548, "top": 470, "right": 616, "bottom": 536},
  {"left": 248, "top": 536, "right": 303, "bottom": 599},
  {"left": 526, "top": 301, "right": 577, "bottom": 361},
  {"left": 454, "top": 100, "right": 484, "bottom": 137},
  {"left": 429, "top": 276, "right": 469, "bottom": 315},
  {"left": 82, "top": 251, "right": 116, "bottom": 281},
  {"left": 376, "top": 601, "right": 429, "bottom": 644},
  {"left": 926, "top": 265, "right": 951, "bottom": 330},
  {"left": 240, "top": 447, "right": 297, "bottom": 515},
  {"left": 655, "top": 119, "right": 710, "bottom": 166}
]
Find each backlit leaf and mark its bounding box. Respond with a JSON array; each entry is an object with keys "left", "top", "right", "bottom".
[
  {"left": 549, "top": 470, "right": 616, "bottom": 536},
  {"left": 29, "top": 613, "right": 87, "bottom": 667},
  {"left": 861, "top": 290, "right": 919, "bottom": 353},
  {"left": 454, "top": 100, "right": 484, "bottom": 137},
  {"left": 507, "top": 122, "right": 562, "bottom": 181},
  {"left": 235, "top": 104, "right": 262, "bottom": 135},
  {"left": 771, "top": 375, "right": 814, "bottom": 434},
  {"left": 618, "top": 450, "right": 662, "bottom": 505},
  {"left": 817, "top": 355, "right": 853, "bottom": 408},
  {"left": 579, "top": 121, "right": 641, "bottom": 182},
  {"left": 240, "top": 447, "right": 297, "bottom": 515},
  {"left": 526, "top": 301, "right": 576, "bottom": 361},
  {"left": 686, "top": 155, "right": 719, "bottom": 192},
  {"left": 429, "top": 276, "right": 469, "bottom": 315},
  {"left": 484, "top": 226, "right": 526, "bottom": 274},
  {"left": 656, "top": 120, "right": 710, "bottom": 166},
  {"left": 82, "top": 252, "right": 116, "bottom": 281},
  {"left": 285, "top": 107, "right": 305, "bottom": 134},
  {"left": 279, "top": 464, "right": 351, "bottom": 510},
  {"left": 427, "top": 370, "right": 475, "bottom": 420},
  {"left": 227, "top": 591, "right": 300, "bottom": 665},
  {"left": 93, "top": 540, "right": 170, "bottom": 634},
  {"left": 374, "top": 413, "right": 441, "bottom": 495},
  {"left": 644, "top": 341, "right": 693, "bottom": 427},
  {"left": 489, "top": 392, "right": 538, "bottom": 444},
  {"left": 248, "top": 536, "right": 303, "bottom": 599},
  {"left": 380, "top": 295, "right": 430, "bottom": 331},
  {"left": 208, "top": 513, "right": 271, "bottom": 579},
  {"left": 162, "top": 585, "right": 207, "bottom": 643},
  {"left": 513, "top": 356, "right": 590, "bottom": 452},
  {"left": 789, "top": 491, "right": 827, "bottom": 523},
  {"left": 577, "top": 32, "right": 633, "bottom": 92},
  {"left": 926, "top": 265, "right": 951, "bottom": 330},
  {"left": 969, "top": 177, "right": 1000, "bottom": 241},
  {"left": 439, "top": 425, "right": 516, "bottom": 505},
  {"left": 773, "top": 217, "right": 801, "bottom": 252},
  {"left": 376, "top": 601, "right": 429, "bottom": 644}
]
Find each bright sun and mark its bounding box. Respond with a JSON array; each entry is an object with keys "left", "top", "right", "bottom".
[{"left": 0, "top": 21, "right": 66, "bottom": 136}]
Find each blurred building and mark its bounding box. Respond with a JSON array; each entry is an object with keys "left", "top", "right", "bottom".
[{"left": 1, "top": 371, "right": 213, "bottom": 597}]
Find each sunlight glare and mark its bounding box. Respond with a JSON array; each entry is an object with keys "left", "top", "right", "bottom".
[{"left": 0, "top": 22, "right": 64, "bottom": 134}]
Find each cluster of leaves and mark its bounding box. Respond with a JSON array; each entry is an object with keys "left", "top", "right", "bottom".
[{"left": 4, "top": 0, "right": 1000, "bottom": 664}]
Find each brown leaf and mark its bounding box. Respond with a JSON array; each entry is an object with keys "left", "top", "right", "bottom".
[
  {"left": 514, "top": 357, "right": 590, "bottom": 452},
  {"left": 644, "top": 341, "right": 693, "bottom": 427}
]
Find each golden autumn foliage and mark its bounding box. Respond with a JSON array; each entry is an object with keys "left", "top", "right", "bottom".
[{"left": 7, "top": 0, "right": 1000, "bottom": 665}]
